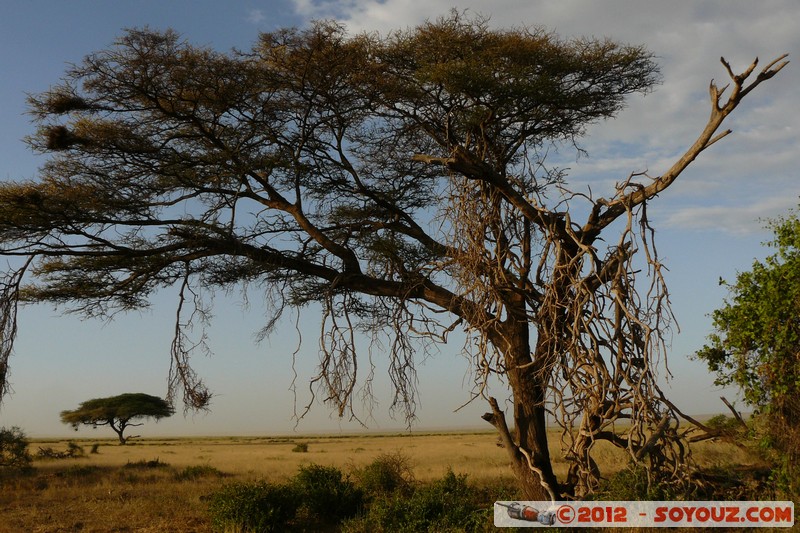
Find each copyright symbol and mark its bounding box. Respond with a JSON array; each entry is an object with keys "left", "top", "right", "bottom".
[{"left": 558, "top": 504, "right": 575, "bottom": 524}]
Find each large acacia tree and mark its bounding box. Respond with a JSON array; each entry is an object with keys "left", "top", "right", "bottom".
[{"left": 0, "top": 14, "right": 786, "bottom": 498}]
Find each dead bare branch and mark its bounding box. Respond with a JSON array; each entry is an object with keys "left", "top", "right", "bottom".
[{"left": 720, "top": 396, "right": 749, "bottom": 431}]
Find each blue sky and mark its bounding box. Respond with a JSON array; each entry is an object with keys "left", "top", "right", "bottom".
[{"left": 0, "top": 0, "right": 798, "bottom": 438}]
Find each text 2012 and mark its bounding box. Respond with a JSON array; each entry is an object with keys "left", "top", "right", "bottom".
[{"left": 577, "top": 506, "right": 627, "bottom": 523}]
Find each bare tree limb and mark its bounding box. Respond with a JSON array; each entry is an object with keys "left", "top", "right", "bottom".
[{"left": 720, "top": 396, "right": 749, "bottom": 431}]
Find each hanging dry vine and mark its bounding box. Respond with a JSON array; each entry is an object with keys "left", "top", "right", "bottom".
[
  {"left": 168, "top": 264, "right": 213, "bottom": 411},
  {"left": 0, "top": 258, "right": 32, "bottom": 403}
]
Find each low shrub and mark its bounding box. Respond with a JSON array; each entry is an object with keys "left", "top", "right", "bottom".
[
  {"left": 293, "top": 463, "right": 363, "bottom": 523},
  {"left": 0, "top": 426, "right": 31, "bottom": 469},
  {"left": 343, "top": 469, "right": 490, "bottom": 533},
  {"left": 208, "top": 480, "right": 298, "bottom": 533},
  {"left": 356, "top": 451, "right": 415, "bottom": 496},
  {"left": 35, "top": 447, "right": 59, "bottom": 459},
  {"left": 706, "top": 414, "right": 747, "bottom": 436},
  {"left": 291, "top": 442, "right": 308, "bottom": 453}
]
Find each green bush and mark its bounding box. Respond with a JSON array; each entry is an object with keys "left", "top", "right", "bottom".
[
  {"left": 208, "top": 481, "right": 298, "bottom": 533},
  {"left": 343, "top": 469, "right": 489, "bottom": 533},
  {"left": 0, "top": 426, "right": 31, "bottom": 469},
  {"left": 706, "top": 414, "right": 744, "bottom": 434},
  {"left": 356, "top": 451, "right": 415, "bottom": 496},
  {"left": 293, "top": 463, "right": 363, "bottom": 523}
]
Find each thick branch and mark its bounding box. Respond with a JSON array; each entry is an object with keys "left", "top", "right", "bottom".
[
  {"left": 482, "top": 396, "right": 518, "bottom": 453},
  {"left": 582, "top": 54, "right": 789, "bottom": 239}
]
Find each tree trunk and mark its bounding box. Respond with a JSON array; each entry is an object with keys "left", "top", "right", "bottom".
[
  {"left": 489, "top": 315, "right": 559, "bottom": 501},
  {"left": 110, "top": 420, "right": 127, "bottom": 445},
  {"left": 508, "top": 366, "right": 559, "bottom": 500}
]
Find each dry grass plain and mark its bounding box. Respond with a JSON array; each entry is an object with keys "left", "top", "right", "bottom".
[{"left": 0, "top": 430, "right": 757, "bottom": 532}]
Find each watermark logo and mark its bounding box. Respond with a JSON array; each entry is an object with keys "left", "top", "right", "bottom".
[{"left": 494, "top": 501, "right": 795, "bottom": 528}]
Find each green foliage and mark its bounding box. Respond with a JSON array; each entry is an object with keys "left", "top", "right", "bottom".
[
  {"left": 696, "top": 212, "right": 800, "bottom": 413},
  {"left": 0, "top": 426, "right": 31, "bottom": 469},
  {"left": 202, "top": 461, "right": 504, "bottom": 532},
  {"left": 208, "top": 481, "right": 298, "bottom": 533},
  {"left": 355, "top": 450, "right": 415, "bottom": 496},
  {"left": 292, "top": 463, "right": 363, "bottom": 522},
  {"left": 705, "top": 414, "right": 744, "bottom": 435},
  {"left": 343, "top": 469, "right": 490, "bottom": 533},
  {"left": 61, "top": 392, "right": 174, "bottom": 426},
  {"left": 696, "top": 210, "right": 800, "bottom": 494}
]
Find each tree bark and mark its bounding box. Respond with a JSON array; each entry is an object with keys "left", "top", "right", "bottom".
[
  {"left": 110, "top": 419, "right": 127, "bottom": 445},
  {"left": 488, "top": 310, "right": 559, "bottom": 501},
  {"left": 509, "top": 366, "right": 559, "bottom": 499}
]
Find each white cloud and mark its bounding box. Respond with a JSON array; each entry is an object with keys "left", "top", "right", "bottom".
[
  {"left": 247, "top": 8, "right": 266, "bottom": 24},
  {"left": 662, "top": 194, "right": 800, "bottom": 235}
]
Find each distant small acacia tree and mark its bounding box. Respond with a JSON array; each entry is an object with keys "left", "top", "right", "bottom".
[
  {"left": 60, "top": 393, "right": 174, "bottom": 444},
  {"left": 0, "top": 12, "right": 787, "bottom": 497}
]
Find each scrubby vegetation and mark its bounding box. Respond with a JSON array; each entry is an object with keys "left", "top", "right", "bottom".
[
  {"left": 0, "top": 432, "right": 795, "bottom": 531},
  {"left": 342, "top": 469, "right": 494, "bottom": 533},
  {"left": 208, "top": 481, "right": 299, "bottom": 533},
  {"left": 353, "top": 450, "right": 415, "bottom": 496},
  {"left": 0, "top": 426, "right": 31, "bottom": 469},
  {"left": 36, "top": 441, "right": 85, "bottom": 459},
  {"left": 206, "top": 457, "right": 499, "bottom": 532}
]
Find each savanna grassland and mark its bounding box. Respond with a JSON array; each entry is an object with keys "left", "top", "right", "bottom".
[{"left": 0, "top": 430, "right": 766, "bottom": 532}]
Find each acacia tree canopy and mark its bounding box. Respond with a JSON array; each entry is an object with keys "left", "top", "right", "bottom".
[
  {"left": 59, "top": 393, "right": 174, "bottom": 444},
  {"left": 0, "top": 13, "right": 787, "bottom": 497}
]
